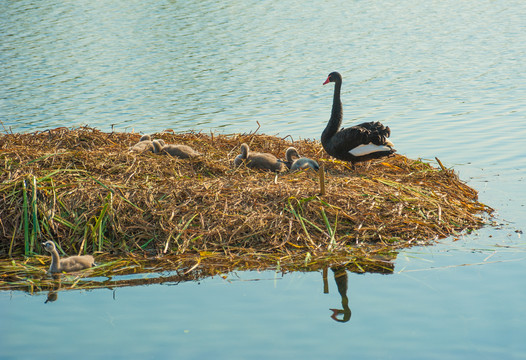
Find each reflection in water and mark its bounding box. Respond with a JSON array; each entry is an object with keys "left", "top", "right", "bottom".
[
  {"left": 40, "top": 265, "right": 355, "bottom": 323},
  {"left": 323, "top": 267, "right": 352, "bottom": 323},
  {"left": 2, "top": 252, "right": 395, "bottom": 315},
  {"left": 44, "top": 275, "right": 61, "bottom": 304},
  {"left": 2, "top": 251, "right": 396, "bottom": 295},
  {"left": 45, "top": 291, "right": 58, "bottom": 304}
]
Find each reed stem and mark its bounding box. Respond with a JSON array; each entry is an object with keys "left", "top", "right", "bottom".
[
  {"left": 22, "top": 180, "right": 29, "bottom": 255},
  {"left": 319, "top": 163, "right": 326, "bottom": 196},
  {"left": 31, "top": 176, "right": 39, "bottom": 253}
]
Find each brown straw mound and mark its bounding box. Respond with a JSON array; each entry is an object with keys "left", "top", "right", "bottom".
[{"left": 0, "top": 127, "right": 492, "bottom": 259}]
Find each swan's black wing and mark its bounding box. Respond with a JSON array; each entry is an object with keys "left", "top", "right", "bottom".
[
  {"left": 328, "top": 126, "right": 371, "bottom": 154},
  {"left": 354, "top": 121, "right": 391, "bottom": 145},
  {"left": 322, "top": 121, "right": 393, "bottom": 162}
]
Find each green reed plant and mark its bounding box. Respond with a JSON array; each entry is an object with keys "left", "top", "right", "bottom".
[
  {"left": 22, "top": 180, "right": 29, "bottom": 255},
  {"left": 30, "top": 176, "right": 40, "bottom": 254}
]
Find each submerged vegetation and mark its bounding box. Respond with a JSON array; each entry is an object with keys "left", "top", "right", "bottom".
[
  {"left": 0, "top": 248, "right": 396, "bottom": 294},
  {"left": 0, "top": 127, "right": 492, "bottom": 292}
]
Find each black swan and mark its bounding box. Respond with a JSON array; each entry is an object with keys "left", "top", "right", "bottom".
[
  {"left": 234, "top": 143, "right": 287, "bottom": 172},
  {"left": 152, "top": 140, "right": 201, "bottom": 159},
  {"left": 321, "top": 72, "right": 395, "bottom": 168},
  {"left": 284, "top": 147, "right": 320, "bottom": 172},
  {"left": 42, "top": 240, "right": 95, "bottom": 273}
]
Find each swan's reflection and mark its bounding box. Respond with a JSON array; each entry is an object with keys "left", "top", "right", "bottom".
[
  {"left": 45, "top": 291, "right": 58, "bottom": 303},
  {"left": 323, "top": 267, "right": 351, "bottom": 323},
  {"left": 44, "top": 275, "right": 61, "bottom": 304}
]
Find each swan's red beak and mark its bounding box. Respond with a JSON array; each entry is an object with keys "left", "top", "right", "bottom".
[{"left": 323, "top": 76, "right": 331, "bottom": 85}]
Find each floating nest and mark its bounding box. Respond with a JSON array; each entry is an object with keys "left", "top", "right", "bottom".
[{"left": 0, "top": 125, "right": 491, "bottom": 257}]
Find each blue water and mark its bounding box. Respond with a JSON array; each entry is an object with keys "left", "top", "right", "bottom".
[
  {"left": 1, "top": 0, "right": 525, "bottom": 358},
  {"left": 2, "top": 235, "right": 526, "bottom": 359}
]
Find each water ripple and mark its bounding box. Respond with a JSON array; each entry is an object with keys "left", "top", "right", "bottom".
[{"left": 1, "top": 0, "right": 525, "bottom": 167}]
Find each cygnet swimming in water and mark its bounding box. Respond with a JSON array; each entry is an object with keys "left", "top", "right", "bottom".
[
  {"left": 234, "top": 143, "right": 287, "bottom": 172},
  {"left": 42, "top": 240, "right": 95, "bottom": 273},
  {"left": 152, "top": 140, "right": 201, "bottom": 159},
  {"left": 284, "top": 147, "right": 320, "bottom": 172}
]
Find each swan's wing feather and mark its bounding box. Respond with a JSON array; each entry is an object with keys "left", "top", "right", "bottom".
[
  {"left": 349, "top": 143, "right": 394, "bottom": 157},
  {"left": 354, "top": 122, "right": 391, "bottom": 143},
  {"left": 330, "top": 126, "right": 369, "bottom": 153},
  {"left": 323, "top": 121, "right": 394, "bottom": 159},
  {"left": 355, "top": 121, "right": 390, "bottom": 135}
]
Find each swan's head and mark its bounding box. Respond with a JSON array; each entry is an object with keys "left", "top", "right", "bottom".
[
  {"left": 323, "top": 72, "right": 342, "bottom": 85},
  {"left": 42, "top": 241, "right": 56, "bottom": 253}
]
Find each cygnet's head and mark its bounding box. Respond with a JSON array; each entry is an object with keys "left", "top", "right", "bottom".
[
  {"left": 152, "top": 140, "right": 164, "bottom": 154},
  {"left": 239, "top": 143, "right": 250, "bottom": 158},
  {"left": 285, "top": 147, "right": 300, "bottom": 162},
  {"left": 42, "top": 240, "right": 56, "bottom": 253}
]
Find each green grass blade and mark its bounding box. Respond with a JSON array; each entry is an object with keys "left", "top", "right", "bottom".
[
  {"left": 287, "top": 198, "right": 316, "bottom": 248},
  {"left": 52, "top": 215, "right": 76, "bottom": 230},
  {"left": 22, "top": 180, "right": 29, "bottom": 256},
  {"left": 320, "top": 208, "right": 333, "bottom": 238},
  {"left": 31, "top": 176, "right": 40, "bottom": 254},
  {"left": 93, "top": 193, "right": 111, "bottom": 252}
]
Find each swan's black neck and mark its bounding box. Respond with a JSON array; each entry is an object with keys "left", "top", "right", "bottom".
[{"left": 322, "top": 79, "right": 342, "bottom": 144}]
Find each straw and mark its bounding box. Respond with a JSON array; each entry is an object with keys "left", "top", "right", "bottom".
[{"left": 0, "top": 126, "right": 492, "bottom": 259}]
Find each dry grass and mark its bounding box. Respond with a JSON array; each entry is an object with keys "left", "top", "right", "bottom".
[{"left": 0, "top": 126, "right": 491, "bottom": 261}]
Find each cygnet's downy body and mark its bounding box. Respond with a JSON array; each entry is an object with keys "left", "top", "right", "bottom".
[
  {"left": 234, "top": 143, "right": 287, "bottom": 172},
  {"left": 42, "top": 240, "right": 95, "bottom": 273},
  {"left": 129, "top": 134, "right": 155, "bottom": 153},
  {"left": 152, "top": 140, "right": 201, "bottom": 159},
  {"left": 285, "top": 147, "right": 320, "bottom": 172}
]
